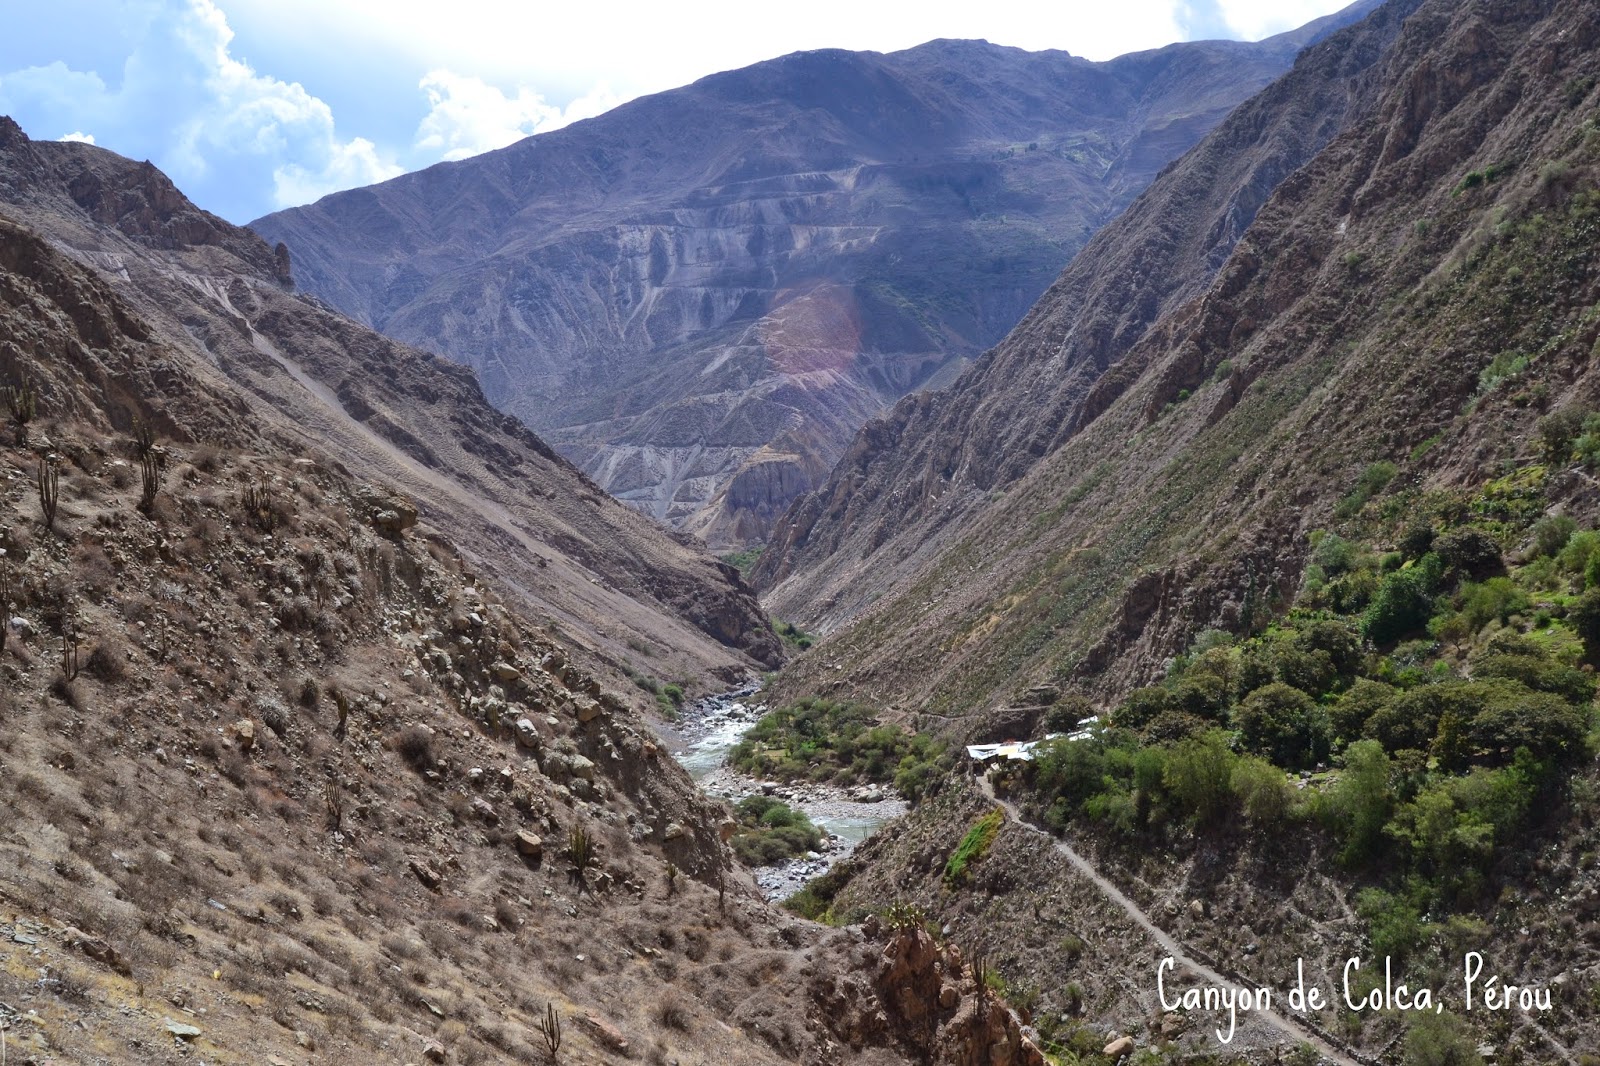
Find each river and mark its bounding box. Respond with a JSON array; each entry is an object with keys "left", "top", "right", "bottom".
[{"left": 668, "top": 684, "right": 906, "bottom": 899}]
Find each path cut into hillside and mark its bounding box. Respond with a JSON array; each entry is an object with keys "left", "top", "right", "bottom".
[{"left": 977, "top": 776, "right": 1364, "bottom": 1066}]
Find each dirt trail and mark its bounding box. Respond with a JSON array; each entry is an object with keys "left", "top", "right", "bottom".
[{"left": 976, "top": 775, "right": 1363, "bottom": 1066}]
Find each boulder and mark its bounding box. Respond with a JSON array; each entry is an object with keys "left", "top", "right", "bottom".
[
  {"left": 514, "top": 718, "right": 540, "bottom": 748},
  {"left": 1104, "top": 1036, "right": 1134, "bottom": 1059},
  {"left": 568, "top": 754, "right": 596, "bottom": 780},
  {"left": 492, "top": 662, "right": 522, "bottom": 683},
  {"left": 409, "top": 859, "right": 442, "bottom": 890},
  {"left": 574, "top": 1012, "right": 629, "bottom": 1054},
  {"left": 164, "top": 1018, "right": 202, "bottom": 1041},
  {"left": 515, "top": 831, "right": 543, "bottom": 858},
  {"left": 575, "top": 697, "right": 604, "bottom": 723},
  {"left": 371, "top": 499, "right": 418, "bottom": 538},
  {"left": 229, "top": 719, "right": 255, "bottom": 752}
]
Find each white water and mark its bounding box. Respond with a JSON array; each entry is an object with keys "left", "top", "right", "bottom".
[{"left": 671, "top": 685, "right": 902, "bottom": 897}]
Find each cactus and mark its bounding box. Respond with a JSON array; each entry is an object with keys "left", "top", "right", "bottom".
[
  {"left": 323, "top": 778, "right": 343, "bottom": 832},
  {"left": 138, "top": 449, "right": 161, "bottom": 515},
  {"left": 131, "top": 419, "right": 156, "bottom": 460},
  {"left": 241, "top": 479, "right": 278, "bottom": 531},
  {"left": 330, "top": 686, "right": 350, "bottom": 742},
  {"left": 566, "top": 825, "right": 596, "bottom": 893},
  {"left": 5, "top": 382, "right": 36, "bottom": 446},
  {"left": 37, "top": 457, "right": 59, "bottom": 532},
  {"left": 534, "top": 1000, "right": 562, "bottom": 1064},
  {"left": 0, "top": 564, "right": 13, "bottom": 657},
  {"left": 61, "top": 616, "right": 80, "bottom": 682}
]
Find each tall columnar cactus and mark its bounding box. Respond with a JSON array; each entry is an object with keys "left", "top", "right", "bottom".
[
  {"left": 138, "top": 449, "right": 161, "bottom": 515},
  {"left": 37, "top": 457, "right": 59, "bottom": 532},
  {"left": 131, "top": 419, "right": 155, "bottom": 460},
  {"left": 5, "top": 382, "right": 36, "bottom": 446},
  {"left": 0, "top": 565, "right": 13, "bottom": 656},
  {"left": 61, "top": 616, "right": 80, "bottom": 682},
  {"left": 534, "top": 1001, "right": 562, "bottom": 1064}
]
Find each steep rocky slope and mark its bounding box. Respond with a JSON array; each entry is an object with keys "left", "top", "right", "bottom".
[
  {"left": 252, "top": 10, "right": 1376, "bottom": 547},
  {"left": 763, "top": 0, "right": 1600, "bottom": 713},
  {"left": 748, "top": 0, "right": 1600, "bottom": 1060},
  {"left": 0, "top": 116, "right": 781, "bottom": 698},
  {"left": 0, "top": 157, "right": 1057, "bottom": 1066},
  {"left": 755, "top": 0, "right": 1420, "bottom": 620}
]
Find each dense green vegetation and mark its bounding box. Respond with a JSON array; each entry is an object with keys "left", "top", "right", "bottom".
[
  {"left": 773, "top": 618, "right": 815, "bottom": 651},
  {"left": 721, "top": 545, "right": 764, "bottom": 576},
  {"left": 729, "top": 796, "right": 824, "bottom": 866},
  {"left": 728, "top": 697, "right": 948, "bottom": 799},
  {"left": 1022, "top": 457, "right": 1600, "bottom": 949},
  {"left": 943, "top": 808, "right": 1004, "bottom": 887}
]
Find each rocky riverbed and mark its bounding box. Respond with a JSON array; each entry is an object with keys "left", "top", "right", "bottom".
[{"left": 666, "top": 685, "right": 906, "bottom": 900}]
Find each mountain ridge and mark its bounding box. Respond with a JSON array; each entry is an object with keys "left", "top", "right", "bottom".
[
  {"left": 0, "top": 115, "right": 783, "bottom": 693},
  {"left": 252, "top": 9, "right": 1378, "bottom": 547}
]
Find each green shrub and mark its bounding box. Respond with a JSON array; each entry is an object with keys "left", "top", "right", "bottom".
[
  {"left": 1455, "top": 576, "right": 1530, "bottom": 631},
  {"left": 1470, "top": 646, "right": 1595, "bottom": 705},
  {"left": 1357, "top": 887, "right": 1427, "bottom": 965},
  {"left": 1365, "top": 682, "right": 1480, "bottom": 754},
  {"left": 1111, "top": 686, "right": 1175, "bottom": 730},
  {"left": 1537, "top": 408, "right": 1588, "bottom": 461},
  {"left": 1329, "top": 680, "right": 1398, "bottom": 747},
  {"left": 1232, "top": 756, "right": 1295, "bottom": 825},
  {"left": 1322, "top": 740, "right": 1394, "bottom": 865},
  {"left": 1232, "top": 682, "right": 1331, "bottom": 770},
  {"left": 1363, "top": 564, "right": 1438, "bottom": 646},
  {"left": 1402, "top": 1013, "right": 1485, "bottom": 1066},
  {"left": 1335, "top": 461, "right": 1399, "bottom": 520},
  {"left": 1532, "top": 515, "right": 1578, "bottom": 558},
  {"left": 1163, "top": 731, "right": 1237, "bottom": 827},
  {"left": 1568, "top": 587, "right": 1600, "bottom": 653},
  {"left": 731, "top": 797, "right": 823, "bottom": 866},
  {"left": 782, "top": 861, "right": 854, "bottom": 922},
  {"left": 944, "top": 808, "right": 1004, "bottom": 887},
  {"left": 1434, "top": 527, "right": 1503, "bottom": 580}
]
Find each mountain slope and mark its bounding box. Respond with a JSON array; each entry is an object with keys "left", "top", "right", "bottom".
[
  {"left": 252, "top": 11, "right": 1376, "bottom": 547},
  {"left": 765, "top": 0, "right": 1600, "bottom": 714},
  {"left": 0, "top": 116, "right": 781, "bottom": 693},
  {"left": 754, "top": 0, "right": 1421, "bottom": 622},
  {"left": 749, "top": 0, "right": 1600, "bottom": 1058}
]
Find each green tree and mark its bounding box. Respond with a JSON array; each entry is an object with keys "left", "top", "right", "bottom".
[
  {"left": 1232, "top": 683, "right": 1330, "bottom": 770},
  {"left": 1162, "top": 731, "right": 1237, "bottom": 826}
]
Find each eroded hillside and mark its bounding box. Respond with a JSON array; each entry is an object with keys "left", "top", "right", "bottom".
[
  {"left": 0, "top": 192, "right": 1053, "bottom": 1065},
  {"left": 745, "top": 1, "right": 1600, "bottom": 1061},
  {"left": 0, "top": 116, "right": 781, "bottom": 701},
  {"left": 252, "top": 11, "right": 1376, "bottom": 548}
]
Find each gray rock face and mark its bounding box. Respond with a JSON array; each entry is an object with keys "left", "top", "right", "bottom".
[{"left": 251, "top": 17, "right": 1376, "bottom": 546}]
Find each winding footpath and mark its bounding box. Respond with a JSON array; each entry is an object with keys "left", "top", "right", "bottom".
[{"left": 977, "top": 775, "right": 1365, "bottom": 1066}]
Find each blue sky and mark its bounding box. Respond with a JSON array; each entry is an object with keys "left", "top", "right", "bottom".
[{"left": 0, "top": 0, "right": 1355, "bottom": 224}]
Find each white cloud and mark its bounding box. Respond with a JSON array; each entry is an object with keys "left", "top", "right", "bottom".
[
  {"left": 273, "top": 135, "right": 398, "bottom": 206},
  {"left": 414, "top": 70, "right": 622, "bottom": 162},
  {"left": 0, "top": 0, "right": 399, "bottom": 218},
  {"left": 1213, "top": 0, "right": 1349, "bottom": 41},
  {"left": 60, "top": 131, "right": 96, "bottom": 144}
]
